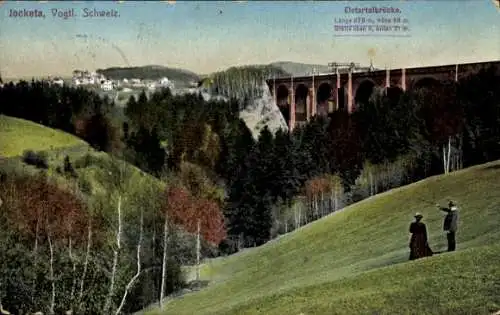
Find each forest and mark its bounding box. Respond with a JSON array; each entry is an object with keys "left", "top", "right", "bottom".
[
  {"left": 0, "top": 64, "right": 499, "bottom": 313},
  {"left": 200, "top": 65, "right": 289, "bottom": 102}
]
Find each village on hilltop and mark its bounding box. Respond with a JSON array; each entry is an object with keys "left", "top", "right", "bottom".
[{"left": 45, "top": 69, "right": 176, "bottom": 92}]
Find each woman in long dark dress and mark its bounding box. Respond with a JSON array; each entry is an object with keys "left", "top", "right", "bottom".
[{"left": 409, "top": 213, "right": 433, "bottom": 260}]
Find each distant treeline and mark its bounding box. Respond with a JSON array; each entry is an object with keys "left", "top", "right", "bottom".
[{"left": 202, "top": 65, "right": 289, "bottom": 101}]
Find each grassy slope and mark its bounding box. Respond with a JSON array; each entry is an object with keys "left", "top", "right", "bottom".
[
  {"left": 0, "top": 115, "right": 88, "bottom": 157},
  {"left": 0, "top": 114, "right": 165, "bottom": 204},
  {"left": 147, "top": 161, "right": 500, "bottom": 315}
]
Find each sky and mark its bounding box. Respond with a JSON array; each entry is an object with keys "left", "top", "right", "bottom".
[{"left": 0, "top": 0, "right": 499, "bottom": 78}]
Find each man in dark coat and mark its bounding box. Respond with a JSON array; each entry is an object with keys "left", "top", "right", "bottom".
[
  {"left": 437, "top": 200, "right": 459, "bottom": 252},
  {"left": 409, "top": 212, "right": 433, "bottom": 260}
]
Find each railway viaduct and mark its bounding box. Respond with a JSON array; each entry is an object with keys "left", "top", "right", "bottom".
[{"left": 266, "top": 60, "right": 500, "bottom": 131}]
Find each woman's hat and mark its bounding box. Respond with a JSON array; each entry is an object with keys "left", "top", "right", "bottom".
[{"left": 414, "top": 212, "right": 423, "bottom": 218}]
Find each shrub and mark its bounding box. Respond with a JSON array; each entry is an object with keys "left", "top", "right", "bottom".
[
  {"left": 63, "top": 155, "right": 77, "bottom": 178},
  {"left": 22, "top": 150, "right": 48, "bottom": 169},
  {"left": 78, "top": 177, "right": 93, "bottom": 195},
  {"left": 73, "top": 153, "right": 95, "bottom": 169}
]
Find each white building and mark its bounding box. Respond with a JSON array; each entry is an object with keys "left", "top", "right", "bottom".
[
  {"left": 52, "top": 78, "right": 64, "bottom": 87},
  {"left": 101, "top": 80, "right": 113, "bottom": 91},
  {"left": 131, "top": 78, "right": 144, "bottom": 87},
  {"left": 159, "top": 77, "right": 170, "bottom": 86}
]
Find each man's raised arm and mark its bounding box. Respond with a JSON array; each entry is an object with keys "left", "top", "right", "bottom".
[{"left": 436, "top": 204, "right": 450, "bottom": 212}]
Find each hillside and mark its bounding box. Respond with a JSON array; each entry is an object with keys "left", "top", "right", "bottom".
[
  {"left": 0, "top": 114, "right": 164, "bottom": 197},
  {"left": 200, "top": 64, "right": 289, "bottom": 96},
  {"left": 145, "top": 160, "right": 500, "bottom": 315},
  {"left": 0, "top": 115, "right": 88, "bottom": 157},
  {"left": 0, "top": 115, "right": 174, "bottom": 314},
  {"left": 96, "top": 65, "right": 200, "bottom": 85}
]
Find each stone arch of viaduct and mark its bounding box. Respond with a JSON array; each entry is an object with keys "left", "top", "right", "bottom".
[{"left": 268, "top": 61, "right": 500, "bottom": 131}]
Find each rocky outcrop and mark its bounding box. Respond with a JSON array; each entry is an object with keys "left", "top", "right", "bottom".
[
  {"left": 239, "top": 82, "right": 288, "bottom": 139},
  {"left": 180, "top": 82, "right": 288, "bottom": 140}
]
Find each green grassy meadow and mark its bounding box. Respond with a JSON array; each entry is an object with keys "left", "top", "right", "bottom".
[
  {"left": 0, "top": 114, "right": 164, "bottom": 207},
  {"left": 0, "top": 115, "right": 88, "bottom": 157},
  {"left": 146, "top": 161, "right": 500, "bottom": 315}
]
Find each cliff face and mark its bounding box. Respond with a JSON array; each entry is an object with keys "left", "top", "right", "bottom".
[
  {"left": 238, "top": 82, "right": 288, "bottom": 140},
  {"left": 196, "top": 82, "right": 288, "bottom": 140},
  {"left": 198, "top": 65, "right": 290, "bottom": 139}
]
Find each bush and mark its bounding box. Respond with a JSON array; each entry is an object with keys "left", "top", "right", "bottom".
[
  {"left": 73, "top": 153, "right": 95, "bottom": 169},
  {"left": 124, "top": 258, "right": 185, "bottom": 314},
  {"left": 78, "top": 177, "right": 93, "bottom": 195},
  {"left": 217, "top": 238, "right": 239, "bottom": 256},
  {"left": 63, "top": 155, "right": 78, "bottom": 178},
  {"left": 22, "top": 150, "right": 48, "bottom": 169}
]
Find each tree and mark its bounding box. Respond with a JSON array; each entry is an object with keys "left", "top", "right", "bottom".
[
  {"left": 294, "top": 116, "right": 332, "bottom": 178},
  {"left": 354, "top": 90, "right": 421, "bottom": 165},
  {"left": 416, "top": 82, "right": 464, "bottom": 174},
  {"left": 327, "top": 111, "right": 363, "bottom": 190},
  {"left": 162, "top": 183, "right": 226, "bottom": 281},
  {"left": 229, "top": 127, "right": 275, "bottom": 246},
  {"left": 78, "top": 112, "right": 120, "bottom": 153},
  {"left": 115, "top": 202, "right": 144, "bottom": 315},
  {"left": 271, "top": 129, "right": 302, "bottom": 205},
  {"left": 459, "top": 66, "right": 500, "bottom": 166},
  {"left": 217, "top": 119, "right": 255, "bottom": 187},
  {"left": 1, "top": 173, "right": 88, "bottom": 314},
  {"left": 159, "top": 185, "right": 190, "bottom": 308}
]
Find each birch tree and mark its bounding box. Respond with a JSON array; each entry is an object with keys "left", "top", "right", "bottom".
[
  {"left": 102, "top": 158, "right": 130, "bottom": 314},
  {"left": 2, "top": 174, "right": 88, "bottom": 314},
  {"left": 46, "top": 226, "right": 55, "bottom": 315},
  {"left": 76, "top": 215, "right": 92, "bottom": 312},
  {"left": 103, "top": 195, "right": 122, "bottom": 314},
  {"left": 159, "top": 204, "right": 169, "bottom": 308},
  {"left": 115, "top": 205, "right": 143, "bottom": 315}
]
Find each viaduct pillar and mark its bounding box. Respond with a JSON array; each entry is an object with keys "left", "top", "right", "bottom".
[
  {"left": 289, "top": 77, "right": 295, "bottom": 131},
  {"left": 331, "top": 86, "right": 336, "bottom": 112},
  {"left": 306, "top": 91, "right": 311, "bottom": 121},
  {"left": 335, "top": 71, "right": 340, "bottom": 112},
  {"left": 311, "top": 75, "right": 316, "bottom": 117},
  {"left": 347, "top": 71, "right": 353, "bottom": 112},
  {"left": 309, "top": 87, "right": 316, "bottom": 119},
  {"left": 401, "top": 68, "right": 406, "bottom": 91},
  {"left": 272, "top": 76, "right": 277, "bottom": 105}
]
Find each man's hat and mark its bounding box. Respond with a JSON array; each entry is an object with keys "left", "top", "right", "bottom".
[
  {"left": 448, "top": 200, "right": 455, "bottom": 207},
  {"left": 414, "top": 212, "right": 423, "bottom": 218}
]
